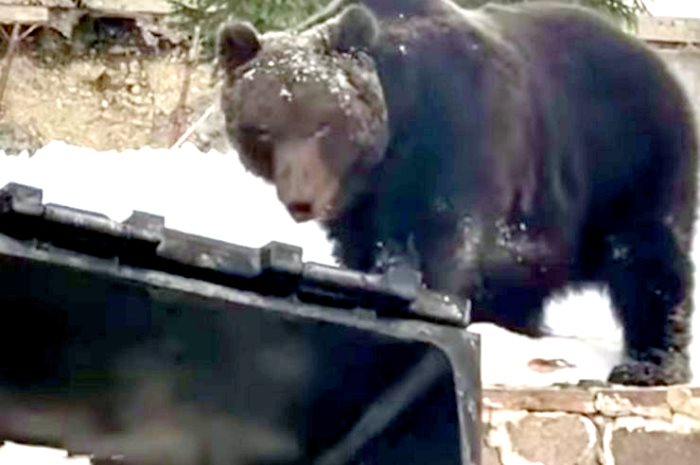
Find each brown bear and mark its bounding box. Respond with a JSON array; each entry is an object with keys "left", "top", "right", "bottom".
[{"left": 217, "top": 0, "right": 698, "bottom": 386}]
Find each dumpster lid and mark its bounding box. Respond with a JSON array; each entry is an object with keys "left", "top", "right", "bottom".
[{"left": 0, "top": 183, "right": 470, "bottom": 327}]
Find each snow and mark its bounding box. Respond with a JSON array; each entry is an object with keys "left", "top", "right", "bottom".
[
  {"left": 0, "top": 140, "right": 697, "bottom": 387},
  {"left": 0, "top": 140, "right": 698, "bottom": 462},
  {"left": 0, "top": 444, "right": 89, "bottom": 465},
  {"left": 0, "top": 141, "right": 334, "bottom": 265},
  {"left": 647, "top": 0, "right": 700, "bottom": 19}
]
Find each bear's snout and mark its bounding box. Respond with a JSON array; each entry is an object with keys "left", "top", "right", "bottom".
[{"left": 274, "top": 138, "right": 340, "bottom": 223}]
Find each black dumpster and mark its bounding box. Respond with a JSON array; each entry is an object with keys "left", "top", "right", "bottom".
[{"left": 0, "top": 183, "right": 481, "bottom": 465}]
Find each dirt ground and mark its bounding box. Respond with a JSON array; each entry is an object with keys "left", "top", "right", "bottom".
[{"left": 0, "top": 50, "right": 227, "bottom": 152}]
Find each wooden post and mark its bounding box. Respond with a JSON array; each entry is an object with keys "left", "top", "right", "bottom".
[
  {"left": 0, "top": 4, "right": 49, "bottom": 116},
  {"left": 170, "top": 102, "right": 216, "bottom": 149},
  {"left": 168, "top": 25, "right": 202, "bottom": 147},
  {"left": 0, "top": 23, "right": 20, "bottom": 117}
]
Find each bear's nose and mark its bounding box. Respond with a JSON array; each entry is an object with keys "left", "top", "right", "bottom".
[{"left": 287, "top": 201, "right": 314, "bottom": 222}]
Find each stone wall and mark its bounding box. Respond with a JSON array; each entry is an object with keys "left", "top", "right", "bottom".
[{"left": 482, "top": 386, "right": 700, "bottom": 465}]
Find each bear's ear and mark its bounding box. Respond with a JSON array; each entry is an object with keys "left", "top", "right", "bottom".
[
  {"left": 327, "top": 5, "right": 379, "bottom": 54},
  {"left": 217, "top": 21, "right": 261, "bottom": 70}
]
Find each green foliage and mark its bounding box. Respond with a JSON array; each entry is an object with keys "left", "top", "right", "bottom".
[
  {"left": 456, "top": 0, "right": 648, "bottom": 25},
  {"left": 586, "top": 0, "right": 649, "bottom": 26},
  {"left": 169, "top": 0, "right": 648, "bottom": 61},
  {"left": 169, "top": 0, "right": 324, "bottom": 59}
]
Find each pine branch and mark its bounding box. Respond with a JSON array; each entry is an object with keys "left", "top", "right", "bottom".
[{"left": 168, "top": 0, "right": 649, "bottom": 62}]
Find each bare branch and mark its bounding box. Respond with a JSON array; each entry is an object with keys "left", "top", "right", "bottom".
[{"left": 19, "top": 24, "right": 40, "bottom": 42}]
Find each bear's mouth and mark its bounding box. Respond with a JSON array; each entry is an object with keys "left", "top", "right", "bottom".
[
  {"left": 285, "top": 196, "right": 341, "bottom": 224},
  {"left": 281, "top": 180, "right": 343, "bottom": 224},
  {"left": 288, "top": 202, "right": 315, "bottom": 222}
]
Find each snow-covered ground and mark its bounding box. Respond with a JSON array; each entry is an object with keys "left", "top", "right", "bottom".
[
  {"left": 646, "top": 0, "right": 700, "bottom": 19},
  {"left": 0, "top": 140, "right": 696, "bottom": 389},
  {"left": 0, "top": 444, "right": 89, "bottom": 465}
]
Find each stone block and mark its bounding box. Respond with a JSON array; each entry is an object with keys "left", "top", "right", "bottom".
[
  {"left": 484, "top": 387, "right": 596, "bottom": 414},
  {"left": 482, "top": 443, "right": 502, "bottom": 465},
  {"left": 611, "top": 426, "right": 700, "bottom": 465},
  {"left": 594, "top": 389, "right": 673, "bottom": 420},
  {"left": 487, "top": 412, "right": 597, "bottom": 465}
]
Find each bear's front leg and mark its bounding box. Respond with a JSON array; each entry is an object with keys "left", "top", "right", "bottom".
[
  {"left": 372, "top": 236, "right": 424, "bottom": 298},
  {"left": 444, "top": 218, "right": 570, "bottom": 338},
  {"left": 602, "top": 224, "right": 692, "bottom": 386},
  {"left": 372, "top": 236, "right": 420, "bottom": 273}
]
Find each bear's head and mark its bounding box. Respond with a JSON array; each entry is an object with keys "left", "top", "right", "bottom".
[{"left": 218, "top": 6, "right": 389, "bottom": 223}]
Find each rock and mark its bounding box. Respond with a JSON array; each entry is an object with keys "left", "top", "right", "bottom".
[
  {"left": 611, "top": 423, "right": 700, "bottom": 465},
  {"left": 0, "top": 121, "right": 43, "bottom": 156},
  {"left": 486, "top": 411, "right": 597, "bottom": 465},
  {"left": 506, "top": 414, "right": 597, "bottom": 465},
  {"left": 482, "top": 444, "right": 502, "bottom": 465}
]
